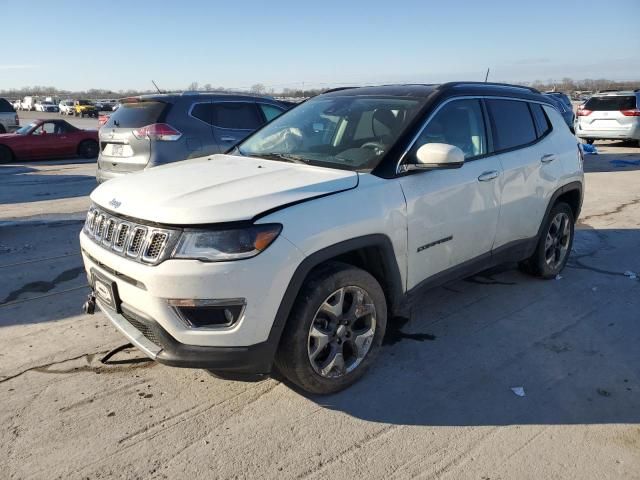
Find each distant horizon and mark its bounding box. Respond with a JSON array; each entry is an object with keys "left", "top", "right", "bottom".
[
  {"left": 1, "top": 0, "right": 638, "bottom": 92},
  {"left": 1, "top": 76, "right": 638, "bottom": 97}
]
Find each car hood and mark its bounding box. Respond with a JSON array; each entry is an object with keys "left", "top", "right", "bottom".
[{"left": 91, "top": 154, "right": 359, "bottom": 225}]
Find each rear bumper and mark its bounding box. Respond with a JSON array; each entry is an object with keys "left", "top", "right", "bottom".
[
  {"left": 97, "top": 299, "right": 275, "bottom": 373},
  {"left": 96, "top": 167, "right": 127, "bottom": 184},
  {"left": 576, "top": 126, "right": 640, "bottom": 141}
]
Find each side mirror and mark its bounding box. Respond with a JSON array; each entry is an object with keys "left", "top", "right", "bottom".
[{"left": 409, "top": 143, "right": 464, "bottom": 170}]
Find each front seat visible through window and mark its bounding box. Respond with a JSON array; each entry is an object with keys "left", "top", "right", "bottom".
[{"left": 413, "top": 100, "right": 486, "bottom": 159}]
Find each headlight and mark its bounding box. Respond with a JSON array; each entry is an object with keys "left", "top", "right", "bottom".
[{"left": 173, "top": 224, "right": 282, "bottom": 262}]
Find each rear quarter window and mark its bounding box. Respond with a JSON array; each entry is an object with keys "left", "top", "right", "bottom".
[
  {"left": 0, "top": 98, "right": 15, "bottom": 113},
  {"left": 584, "top": 96, "right": 637, "bottom": 111},
  {"left": 105, "top": 101, "right": 167, "bottom": 128},
  {"left": 530, "top": 103, "right": 552, "bottom": 138},
  {"left": 487, "top": 99, "right": 537, "bottom": 151}
]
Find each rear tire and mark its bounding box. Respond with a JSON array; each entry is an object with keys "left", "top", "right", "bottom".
[
  {"left": 78, "top": 140, "right": 98, "bottom": 159},
  {"left": 275, "top": 262, "right": 387, "bottom": 395},
  {"left": 519, "top": 202, "right": 575, "bottom": 279},
  {"left": 586, "top": 139, "right": 595, "bottom": 145},
  {"left": 0, "top": 145, "right": 14, "bottom": 164}
]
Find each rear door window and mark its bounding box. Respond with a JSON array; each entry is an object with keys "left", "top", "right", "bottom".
[
  {"left": 486, "top": 99, "right": 537, "bottom": 151},
  {"left": 104, "top": 101, "right": 166, "bottom": 128},
  {"left": 584, "top": 96, "right": 637, "bottom": 111},
  {"left": 212, "top": 102, "right": 262, "bottom": 130},
  {"left": 530, "top": 103, "right": 552, "bottom": 138}
]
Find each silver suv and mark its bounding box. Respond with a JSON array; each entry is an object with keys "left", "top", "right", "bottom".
[
  {"left": 0, "top": 98, "right": 20, "bottom": 134},
  {"left": 575, "top": 90, "right": 640, "bottom": 146},
  {"left": 97, "top": 93, "right": 288, "bottom": 183}
]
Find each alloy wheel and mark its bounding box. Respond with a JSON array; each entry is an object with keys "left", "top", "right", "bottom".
[
  {"left": 544, "top": 212, "right": 571, "bottom": 269},
  {"left": 307, "top": 286, "right": 376, "bottom": 379}
]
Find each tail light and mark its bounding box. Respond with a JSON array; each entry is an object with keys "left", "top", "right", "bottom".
[
  {"left": 576, "top": 108, "right": 592, "bottom": 117},
  {"left": 620, "top": 109, "right": 640, "bottom": 116},
  {"left": 132, "top": 123, "right": 182, "bottom": 141},
  {"left": 98, "top": 115, "right": 109, "bottom": 127},
  {"left": 14, "top": 114, "right": 19, "bottom": 126}
]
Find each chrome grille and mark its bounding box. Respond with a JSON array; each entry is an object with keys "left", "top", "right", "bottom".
[
  {"left": 95, "top": 214, "right": 105, "bottom": 239},
  {"left": 127, "top": 227, "right": 147, "bottom": 257},
  {"left": 83, "top": 206, "right": 180, "bottom": 265},
  {"left": 114, "top": 224, "right": 130, "bottom": 251},
  {"left": 103, "top": 219, "right": 116, "bottom": 245},
  {"left": 144, "top": 232, "right": 168, "bottom": 261}
]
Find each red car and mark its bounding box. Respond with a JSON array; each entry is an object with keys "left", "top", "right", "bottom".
[{"left": 0, "top": 119, "right": 99, "bottom": 163}]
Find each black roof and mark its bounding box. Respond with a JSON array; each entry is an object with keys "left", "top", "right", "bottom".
[
  {"left": 128, "top": 92, "right": 277, "bottom": 102},
  {"left": 321, "top": 82, "right": 550, "bottom": 104}
]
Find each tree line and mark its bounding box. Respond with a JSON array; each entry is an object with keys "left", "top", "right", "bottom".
[{"left": 1, "top": 78, "right": 637, "bottom": 100}]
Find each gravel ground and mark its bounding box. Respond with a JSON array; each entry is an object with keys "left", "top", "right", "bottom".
[{"left": 0, "top": 140, "right": 639, "bottom": 479}]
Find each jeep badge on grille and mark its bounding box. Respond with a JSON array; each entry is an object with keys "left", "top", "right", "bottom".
[{"left": 109, "top": 198, "right": 122, "bottom": 209}]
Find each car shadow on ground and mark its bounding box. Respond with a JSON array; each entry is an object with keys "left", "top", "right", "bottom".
[
  {"left": 583, "top": 153, "right": 640, "bottom": 173},
  {"left": 0, "top": 171, "right": 96, "bottom": 204},
  {"left": 26, "top": 157, "right": 98, "bottom": 166},
  {"left": 582, "top": 140, "right": 640, "bottom": 173},
  {"left": 0, "top": 221, "right": 87, "bottom": 326},
  {"left": 302, "top": 226, "right": 640, "bottom": 426}
]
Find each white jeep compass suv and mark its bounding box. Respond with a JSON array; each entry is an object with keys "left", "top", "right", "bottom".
[{"left": 80, "top": 83, "right": 584, "bottom": 394}]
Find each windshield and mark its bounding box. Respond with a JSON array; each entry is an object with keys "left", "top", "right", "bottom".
[
  {"left": 236, "top": 95, "right": 425, "bottom": 171},
  {"left": 584, "top": 96, "right": 637, "bottom": 111},
  {"left": 104, "top": 100, "right": 166, "bottom": 128},
  {"left": 77, "top": 100, "right": 91, "bottom": 105},
  {"left": 16, "top": 122, "right": 37, "bottom": 135}
]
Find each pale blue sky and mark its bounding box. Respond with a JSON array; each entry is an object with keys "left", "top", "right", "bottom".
[{"left": 1, "top": 0, "right": 638, "bottom": 91}]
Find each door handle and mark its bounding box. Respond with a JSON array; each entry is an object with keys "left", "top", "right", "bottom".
[
  {"left": 477, "top": 170, "right": 499, "bottom": 182},
  {"left": 541, "top": 154, "right": 556, "bottom": 163},
  {"left": 220, "top": 136, "right": 237, "bottom": 142}
]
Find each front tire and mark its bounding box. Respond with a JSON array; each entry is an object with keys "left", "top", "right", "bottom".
[
  {"left": 519, "top": 202, "right": 575, "bottom": 279},
  {"left": 78, "top": 140, "right": 98, "bottom": 159},
  {"left": 0, "top": 145, "right": 14, "bottom": 164},
  {"left": 275, "top": 262, "right": 387, "bottom": 395}
]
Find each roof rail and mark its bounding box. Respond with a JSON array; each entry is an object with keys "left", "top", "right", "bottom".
[
  {"left": 323, "top": 86, "right": 358, "bottom": 94},
  {"left": 439, "top": 81, "right": 540, "bottom": 93}
]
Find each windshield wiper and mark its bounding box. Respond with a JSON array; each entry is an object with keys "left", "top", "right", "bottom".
[{"left": 246, "top": 152, "right": 309, "bottom": 165}]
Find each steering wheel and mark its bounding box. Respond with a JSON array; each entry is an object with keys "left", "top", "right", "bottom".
[{"left": 360, "top": 142, "right": 386, "bottom": 155}]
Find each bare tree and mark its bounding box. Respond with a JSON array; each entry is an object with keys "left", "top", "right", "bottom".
[{"left": 250, "top": 83, "right": 266, "bottom": 94}]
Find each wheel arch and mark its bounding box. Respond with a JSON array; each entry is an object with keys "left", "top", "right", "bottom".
[
  {"left": 77, "top": 138, "right": 98, "bottom": 156},
  {"left": 0, "top": 143, "right": 15, "bottom": 162},
  {"left": 536, "top": 181, "right": 583, "bottom": 242},
  {"left": 263, "top": 234, "right": 404, "bottom": 370}
]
